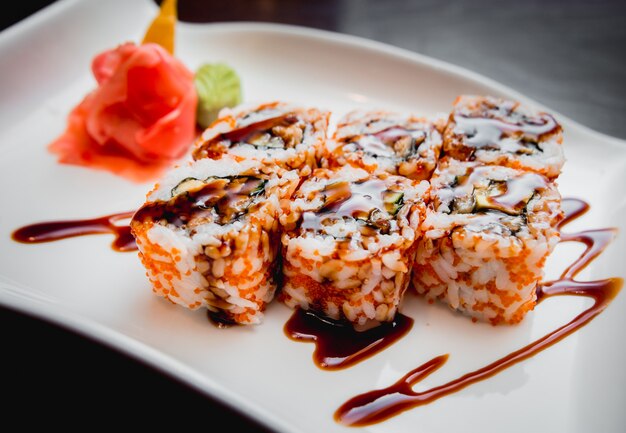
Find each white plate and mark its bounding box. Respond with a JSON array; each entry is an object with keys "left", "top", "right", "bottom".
[{"left": 1, "top": 1, "right": 625, "bottom": 432}]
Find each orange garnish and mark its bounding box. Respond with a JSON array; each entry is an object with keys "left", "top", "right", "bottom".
[{"left": 142, "top": 0, "right": 177, "bottom": 54}]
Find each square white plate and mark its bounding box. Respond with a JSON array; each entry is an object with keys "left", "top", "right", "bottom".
[{"left": 1, "top": 1, "right": 625, "bottom": 432}]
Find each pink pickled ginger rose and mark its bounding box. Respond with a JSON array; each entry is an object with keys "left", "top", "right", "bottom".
[{"left": 48, "top": 42, "right": 198, "bottom": 182}]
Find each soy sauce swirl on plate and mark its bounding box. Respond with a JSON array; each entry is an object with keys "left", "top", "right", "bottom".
[
  {"left": 334, "top": 198, "right": 623, "bottom": 426},
  {"left": 284, "top": 309, "right": 413, "bottom": 370},
  {"left": 11, "top": 211, "right": 137, "bottom": 252}
]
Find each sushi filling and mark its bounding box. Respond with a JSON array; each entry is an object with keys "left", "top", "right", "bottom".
[
  {"left": 450, "top": 98, "right": 559, "bottom": 158},
  {"left": 299, "top": 179, "right": 406, "bottom": 237},
  {"left": 436, "top": 166, "right": 548, "bottom": 236},
  {"left": 340, "top": 125, "right": 427, "bottom": 160},
  {"left": 193, "top": 111, "right": 310, "bottom": 159},
  {"left": 133, "top": 175, "right": 268, "bottom": 228},
  {"left": 328, "top": 112, "right": 443, "bottom": 181}
]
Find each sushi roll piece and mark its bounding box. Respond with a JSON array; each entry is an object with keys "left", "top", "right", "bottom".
[
  {"left": 412, "top": 160, "right": 562, "bottom": 325},
  {"left": 443, "top": 95, "right": 564, "bottom": 179},
  {"left": 326, "top": 110, "right": 444, "bottom": 181},
  {"left": 279, "top": 166, "right": 429, "bottom": 326},
  {"left": 192, "top": 101, "right": 330, "bottom": 176},
  {"left": 130, "top": 157, "right": 299, "bottom": 325}
]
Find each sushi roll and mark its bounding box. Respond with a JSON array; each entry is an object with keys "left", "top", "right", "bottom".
[
  {"left": 325, "top": 110, "right": 444, "bottom": 181},
  {"left": 192, "top": 101, "right": 330, "bottom": 176},
  {"left": 279, "top": 166, "right": 429, "bottom": 326},
  {"left": 130, "top": 157, "right": 299, "bottom": 325},
  {"left": 412, "top": 160, "right": 562, "bottom": 325},
  {"left": 443, "top": 95, "right": 564, "bottom": 179}
]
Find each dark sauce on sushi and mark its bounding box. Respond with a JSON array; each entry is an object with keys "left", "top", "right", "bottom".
[
  {"left": 318, "top": 179, "right": 387, "bottom": 217},
  {"left": 481, "top": 171, "right": 547, "bottom": 215},
  {"left": 222, "top": 114, "right": 298, "bottom": 144},
  {"left": 451, "top": 98, "right": 559, "bottom": 155},
  {"left": 11, "top": 211, "right": 136, "bottom": 252},
  {"left": 10, "top": 178, "right": 264, "bottom": 251},
  {"left": 194, "top": 113, "right": 299, "bottom": 159},
  {"left": 347, "top": 134, "right": 395, "bottom": 157},
  {"left": 284, "top": 309, "right": 413, "bottom": 370},
  {"left": 334, "top": 198, "right": 623, "bottom": 426},
  {"left": 348, "top": 126, "right": 425, "bottom": 158},
  {"left": 301, "top": 179, "right": 400, "bottom": 235},
  {"left": 133, "top": 176, "right": 266, "bottom": 226},
  {"left": 207, "top": 310, "right": 238, "bottom": 329},
  {"left": 444, "top": 165, "right": 548, "bottom": 217},
  {"left": 454, "top": 115, "right": 558, "bottom": 148},
  {"left": 374, "top": 126, "right": 423, "bottom": 144}
]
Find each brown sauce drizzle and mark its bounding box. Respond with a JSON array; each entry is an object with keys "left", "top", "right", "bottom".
[
  {"left": 11, "top": 212, "right": 137, "bottom": 252},
  {"left": 11, "top": 178, "right": 266, "bottom": 250},
  {"left": 444, "top": 165, "right": 547, "bottom": 216},
  {"left": 300, "top": 179, "right": 390, "bottom": 232},
  {"left": 11, "top": 196, "right": 622, "bottom": 426},
  {"left": 133, "top": 177, "right": 265, "bottom": 227},
  {"left": 194, "top": 113, "right": 298, "bottom": 159},
  {"left": 453, "top": 110, "right": 558, "bottom": 152},
  {"left": 224, "top": 114, "right": 297, "bottom": 144},
  {"left": 485, "top": 172, "right": 547, "bottom": 214},
  {"left": 348, "top": 126, "right": 425, "bottom": 158},
  {"left": 348, "top": 134, "right": 395, "bottom": 157},
  {"left": 207, "top": 310, "right": 237, "bottom": 329},
  {"left": 345, "top": 126, "right": 428, "bottom": 159},
  {"left": 374, "top": 126, "right": 421, "bottom": 143},
  {"left": 334, "top": 197, "right": 622, "bottom": 426},
  {"left": 322, "top": 179, "right": 387, "bottom": 218},
  {"left": 284, "top": 309, "right": 413, "bottom": 370}
]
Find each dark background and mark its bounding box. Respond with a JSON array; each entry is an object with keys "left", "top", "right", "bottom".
[{"left": 2, "top": 0, "right": 625, "bottom": 431}]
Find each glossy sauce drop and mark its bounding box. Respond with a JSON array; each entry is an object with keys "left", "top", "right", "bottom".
[
  {"left": 284, "top": 309, "right": 413, "bottom": 370},
  {"left": 11, "top": 212, "right": 137, "bottom": 252},
  {"left": 334, "top": 198, "right": 623, "bottom": 426}
]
